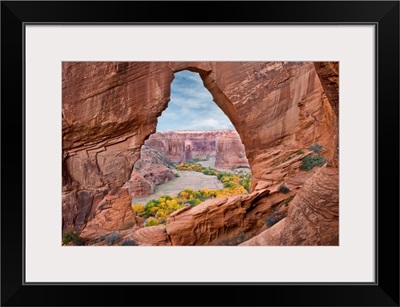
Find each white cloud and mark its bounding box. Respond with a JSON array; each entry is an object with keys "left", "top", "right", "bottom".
[{"left": 157, "top": 70, "right": 234, "bottom": 131}]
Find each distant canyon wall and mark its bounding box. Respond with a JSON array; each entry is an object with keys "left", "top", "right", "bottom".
[
  {"left": 144, "top": 130, "right": 249, "bottom": 168},
  {"left": 122, "top": 130, "right": 249, "bottom": 198}
]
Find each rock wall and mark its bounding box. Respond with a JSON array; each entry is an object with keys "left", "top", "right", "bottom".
[
  {"left": 144, "top": 130, "right": 249, "bottom": 167},
  {"left": 215, "top": 131, "right": 248, "bottom": 168},
  {"left": 63, "top": 61, "right": 339, "bottom": 246},
  {"left": 122, "top": 145, "right": 176, "bottom": 197},
  {"left": 121, "top": 130, "right": 249, "bottom": 198},
  {"left": 240, "top": 165, "right": 339, "bottom": 246}
]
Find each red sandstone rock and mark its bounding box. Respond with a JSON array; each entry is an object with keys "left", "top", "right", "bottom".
[
  {"left": 240, "top": 166, "right": 339, "bottom": 246},
  {"left": 165, "top": 168, "right": 315, "bottom": 246},
  {"left": 215, "top": 131, "right": 249, "bottom": 168},
  {"left": 80, "top": 194, "right": 142, "bottom": 241},
  {"left": 313, "top": 62, "right": 339, "bottom": 118},
  {"left": 123, "top": 171, "right": 155, "bottom": 197},
  {"left": 130, "top": 225, "right": 171, "bottom": 246},
  {"left": 62, "top": 61, "right": 339, "bottom": 246}
]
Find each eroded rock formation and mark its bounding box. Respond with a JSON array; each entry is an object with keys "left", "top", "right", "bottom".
[
  {"left": 240, "top": 165, "right": 339, "bottom": 246},
  {"left": 145, "top": 130, "right": 249, "bottom": 168},
  {"left": 122, "top": 130, "right": 249, "bottom": 198},
  {"left": 166, "top": 169, "right": 316, "bottom": 245},
  {"left": 122, "top": 145, "right": 177, "bottom": 197},
  {"left": 62, "top": 61, "right": 339, "bottom": 246}
]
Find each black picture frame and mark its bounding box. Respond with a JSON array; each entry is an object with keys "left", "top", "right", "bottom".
[{"left": 1, "top": 1, "right": 399, "bottom": 306}]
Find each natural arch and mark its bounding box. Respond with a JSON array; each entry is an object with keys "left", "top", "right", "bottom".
[
  {"left": 62, "top": 61, "right": 339, "bottom": 246},
  {"left": 127, "top": 69, "right": 251, "bottom": 206}
]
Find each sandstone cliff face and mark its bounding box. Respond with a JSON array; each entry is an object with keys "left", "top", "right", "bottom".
[
  {"left": 80, "top": 189, "right": 143, "bottom": 241},
  {"left": 240, "top": 165, "right": 339, "bottom": 246},
  {"left": 122, "top": 145, "right": 176, "bottom": 197},
  {"left": 144, "top": 130, "right": 249, "bottom": 168},
  {"left": 215, "top": 131, "right": 248, "bottom": 168},
  {"left": 62, "top": 61, "right": 338, "bottom": 246}
]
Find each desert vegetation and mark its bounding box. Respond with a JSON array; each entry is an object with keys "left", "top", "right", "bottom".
[
  {"left": 62, "top": 231, "right": 84, "bottom": 246},
  {"left": 299, "top": 144, "right": 326, "bottom": 171},
  {"left": 132, "top": 162, "right": 252, "bottom": 226}
]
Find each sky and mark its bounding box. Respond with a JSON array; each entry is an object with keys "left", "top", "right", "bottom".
[{"left": 156, "top": 70, "right": 234, "bottom": 131}]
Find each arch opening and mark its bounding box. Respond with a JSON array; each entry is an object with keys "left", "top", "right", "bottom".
[{"left": 127, "top": 70, "right": 252, "bottom": 227}]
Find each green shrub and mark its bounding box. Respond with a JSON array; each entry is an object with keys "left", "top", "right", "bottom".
[
  {"left": 240, "top": 176, "right": 252, "bottom": 193},
  {"left": 120, "top": 239, "right": 137, "bottom": 246},
  {"left": 106, "top": 232, "right": 120, "bottom": 245},
  {"left": 300, "top": 154, "right": 326, "bottom": 171},
  {"left": 309, "top": 143, "right": 323, "bottom": 153},
  {"left": 131, "top": 204, "right": 146, "bottom": 217},
  {"left": 137, "top": 165, "right": 252, "bottom": 224},
  {"left": 145, "top": 217, "right": 159, "bottom": 227},
  {"left": 278, "top": 184, "right": 290, "bottom": 194},
  {"left": 203, "top": 167, "right": 218, "bottom": 176},
  {"left": 296, "top": 150, "right": 305, "bottom": 155},
  {"left": 217, "top": 238, "right": 235, "bottom": 246},
  {"left": 238, "top": 232, "right": 247, "bottom": 243},
  {"left": 223, "top": 181, "right": 235, "bottom": 188},
  {"left": 284, "top": 195, "right": 295, "bottom": 207},
  {"left": 188, "top": 198, "right": 202, "bottom": 207},
  {"left": 62, "top": 231, "right": 83, "bottom": 246},
  {"left": 265, "top": 212, "right": 285, "bottom": 227}
]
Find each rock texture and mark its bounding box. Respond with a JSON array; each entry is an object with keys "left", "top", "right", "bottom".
[
  {"left": 166, "top": 169, "right": 316, "bottom": 245},
  {"left": 122, "top": 145, "right": 177, "bottom": 197},
  {"left": 240, "top": 165, "right": 339, "bottom": 246},
  {"left": 80, "top": 190, "right": 143, "bottom": 241},
  {"left": 313, "top": 62, "right": 339, "bottom": 118},
  {"left": 215, "top": 131, "right": 248, "bottom": 168},
  {"left": 63, "top": 61, "right": 339, "bottom": 246},
  {"left": 130, "top": 225, "right": 171, "bottom": 246},
  {"left": 313, "top": 61, "right": 339, "bottom": 166}
]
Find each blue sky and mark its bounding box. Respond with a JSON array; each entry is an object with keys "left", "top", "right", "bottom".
[{"left": 156, "top": 70, "right": 234, "bottom": 131}]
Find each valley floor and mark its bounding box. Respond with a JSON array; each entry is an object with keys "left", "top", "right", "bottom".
[{"left": 132, "top": 170, "right": 224, "bottom": 205}]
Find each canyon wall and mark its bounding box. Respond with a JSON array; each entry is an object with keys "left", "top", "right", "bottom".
[
  {"left": 122, "top": 130, "right": 249, "bottom": 198},
  {"left": 144, "top": 130, "right": 249, "bottom": 167},
  {"left": 122, "top": 145, "right": 177, "bottom": 198},
  {"left": 62, "top": 61, "right": 339, "bottom": 246}
]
